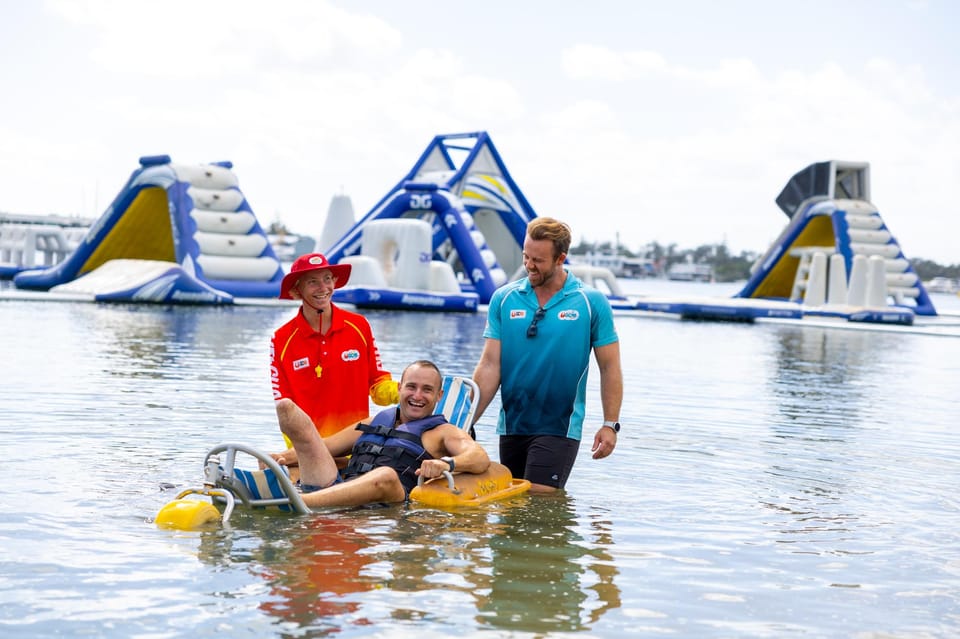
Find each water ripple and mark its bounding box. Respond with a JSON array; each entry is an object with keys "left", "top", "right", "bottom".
[{"left": 1, "top": 300, "right": 959, "bottom": 637}]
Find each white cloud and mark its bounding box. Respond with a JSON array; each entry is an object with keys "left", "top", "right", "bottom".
[
  {"left": 1, "top": 1, "right": 958, "bottom": 264},
  {"left": 48, "top": 0, "right": 403, "bottom": 76},
  {"left": 543, "top": 44, "right": 960, "bottom": 261},
  {"left": 562, "top": 45, "right": 638, "bottom": 81}
]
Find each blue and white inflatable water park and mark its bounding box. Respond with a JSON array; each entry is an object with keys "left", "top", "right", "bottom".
[
  {"left": 0, "top": 132, "right": 539, "bottom": 310},
  {"left": 629, "top": 160, "right": 956, "bottom": 330},
  {"left": 1, "top": 132, "right": 956, "bottom": 334},
  {"left": 3, "top": 155, "right": 285, "bottom": 304},
  {"left": 315, "top": 135, "right": 952, "bottom": 329},
  {"left": 320, "top": 131, "right": 535, "bottom": 312}
]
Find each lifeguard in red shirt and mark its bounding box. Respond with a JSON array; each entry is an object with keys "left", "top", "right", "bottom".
[{"left": 270, "top": 253, "right": 397, "bottom": 467}]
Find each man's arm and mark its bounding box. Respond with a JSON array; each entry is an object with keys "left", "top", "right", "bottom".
[
  {"left": 322, "top": 422, "right": 365, "bottom": 458},
  {"left": 591, "top": 341, "right": 623, "bottom": 459},
  {"left": 418, "top": 424, "right": 491, "bottom": 479},
  {"left": 471, "top": 337, "right": 502, "bottom": 424}
]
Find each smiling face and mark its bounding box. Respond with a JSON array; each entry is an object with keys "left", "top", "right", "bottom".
[
  {"left": 522, "top": 236, "right": 565, "bottom": 289},
  {"left": 397, "top": 363, "right": 444, "bottom": 423},
  {"left": 293, "top": 269, "right": 337, "bottom": 313}
]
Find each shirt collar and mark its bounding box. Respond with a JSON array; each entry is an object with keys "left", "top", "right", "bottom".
[
  {"left": 294, "top": 303, "right": 346, "bottom": 334},
  {"left": 521, "top": 267, "right": 580, "bottom": 301}
]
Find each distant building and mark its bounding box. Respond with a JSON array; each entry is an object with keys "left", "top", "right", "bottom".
[
  {"left": 924, "top": 277, "right": 959, "bottom": 294},
  {"left": 569, "top": 252, "right": 657, "bottom": 278},
  {"left": 666, "top": 261, "right": 714, "bottom": 282}
]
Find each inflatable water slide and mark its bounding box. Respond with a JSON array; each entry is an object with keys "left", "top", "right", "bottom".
[
  {"left": 322, "top": 131, "right": 537, "bottom": 312},
  {"left": 633, "top": 160, "right": 940, "bottom": 326},
  {"left": 11, "top": 155, "right": 284, "bottom": 304}
]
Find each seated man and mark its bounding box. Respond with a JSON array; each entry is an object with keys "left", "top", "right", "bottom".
[{"left": 275, "top": 359, "right": 490, "bottom": 508}]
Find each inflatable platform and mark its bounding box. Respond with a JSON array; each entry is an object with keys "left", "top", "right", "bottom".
[
  {"left": 11, "top": 155, "right": 284, "bottom": 304},
  {"left": 631, "top": 160, "right": 942, "bottom": 325},
  {"left": 321, "top": 131, "right": 536, "bottom": 312},
  {"left": 0, "top": 215, "right": 89, "bottom": 279}
]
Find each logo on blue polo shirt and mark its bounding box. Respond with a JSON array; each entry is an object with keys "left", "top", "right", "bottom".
[{"left": 559, "top": 310, "right": 579, "bottom": 320}]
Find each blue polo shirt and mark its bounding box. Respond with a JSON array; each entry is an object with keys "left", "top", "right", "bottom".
[{"left": 483, "top": 269, "right": 618, "bottom": 440}]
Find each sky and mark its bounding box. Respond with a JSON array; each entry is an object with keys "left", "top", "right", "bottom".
[{"left": 1, "top": 0, "right": 958, "bottom": 263}]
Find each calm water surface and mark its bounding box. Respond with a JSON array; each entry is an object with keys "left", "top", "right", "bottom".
[{"left": 1, "top": 281, "right": 959, "bottom": 638}]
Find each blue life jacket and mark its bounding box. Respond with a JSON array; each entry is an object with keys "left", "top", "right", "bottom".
[{"left": 343, "top": 407, "right": 447, "bottom": 494}]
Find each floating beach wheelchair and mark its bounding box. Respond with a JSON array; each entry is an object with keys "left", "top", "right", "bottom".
[{"left": 155, "top": 376, "right": 530, "bottom": 530}]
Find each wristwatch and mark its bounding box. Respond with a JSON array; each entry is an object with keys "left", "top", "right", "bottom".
[
  {"left": 602, "top": 420, "right": 621, "bottom": 433},
  {"left": 440, "top": 456, "right": 456, "bottom": 472}
]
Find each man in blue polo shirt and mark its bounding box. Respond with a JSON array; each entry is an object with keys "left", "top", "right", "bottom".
[{"left": 472, "top": 217, "right": 624, "bottom": 493}]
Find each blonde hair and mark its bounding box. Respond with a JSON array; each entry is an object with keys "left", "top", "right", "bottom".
[{"left": 526, "top": 217, "right": 571, "bottom": 259}]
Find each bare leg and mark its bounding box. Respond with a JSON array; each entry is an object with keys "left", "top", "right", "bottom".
[
  {"left": 276, "top": 398, "right": 339, "bottom": 488},
  {"left": 300, "top": 466, "right": 407, "bottom": 509}
]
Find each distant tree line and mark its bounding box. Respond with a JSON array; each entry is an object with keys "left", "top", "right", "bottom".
[
  {"left": 273, "top": 219, "right": 958, "bottom": 284},
  {"left": 910, "top": 258, "right": 960, "bottom": 281},
  {"left": 570, "top": 239, "right": 757, "bottom": 282}
]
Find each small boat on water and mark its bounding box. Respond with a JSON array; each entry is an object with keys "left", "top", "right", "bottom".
[
  {"left": 924, "top": 277, "right": 959, "bottom": 294},
  {"left": 667, "top": 261, "right": 714, "bottom": 282}
]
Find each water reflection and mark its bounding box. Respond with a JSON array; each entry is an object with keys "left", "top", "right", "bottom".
[
  {"left": 191, "top": 494, "right": 620, "bottom": 635},
  {"left": 478, "top": 494, "right": 620, "bottom": 633},
  {"left": 257, "top": 515, "right": 383, "bottom": 632},
  {"left": 759, "top": 327, "right": 900, "bottom": 563},
  {"left": 194, "top": 510, "right": 381, "bottom": 635},
  {"left": 768, "top": 326, "right": 886, "bottom": 424},
  {"left": 5, "top": 296, "right": 960, "bottom": 637},
  {"left": 71, "top": 305, "right": 288, "bottom": 377},
  {"left": 364, "top": 310, "right": 488, "bottom": 373}
]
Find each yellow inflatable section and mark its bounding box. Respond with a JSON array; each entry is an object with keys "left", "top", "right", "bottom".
[
  {"left": 410, "top": 462, "right": 530, "bottom": 508},
  {"left": 155, "top": 498, "right": 222, "bottom": 530}
]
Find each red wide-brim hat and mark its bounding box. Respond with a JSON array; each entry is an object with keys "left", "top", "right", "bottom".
[{"left": 279, "top": 253, "right": 352, "bottom": 299}]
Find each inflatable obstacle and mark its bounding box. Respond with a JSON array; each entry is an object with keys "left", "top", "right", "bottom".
[
  {"left": 322, "top": 132, "right": 536, "bottom": 311},
  {"left": 732, "top": 161, "right": 932, "bottom": 320},
  {"left": 13, "top": 155, "right": 284, "bottom": 303},
  {"left": 632, "top": 160, "right": 939, "bottom": 324}
]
